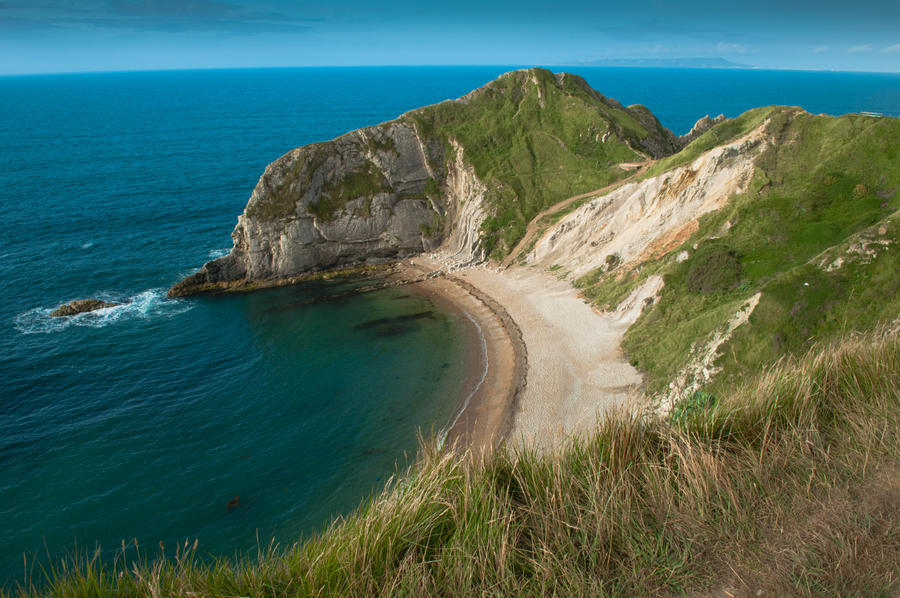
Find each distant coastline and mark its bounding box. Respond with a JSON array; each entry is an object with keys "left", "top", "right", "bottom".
[{"left": 563, "top": 57, "right": 752, "bottom": 69}]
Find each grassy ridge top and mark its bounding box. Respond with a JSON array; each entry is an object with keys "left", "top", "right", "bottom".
[
  {"left": 576, "top": 108, "right": 900, "bottom": 395},
  {"left": 244, "top": 68, "right": 679, "bottom": 256},
  {"left": 405, "top": 68, "right": 677, "bottom": 257},
  {"left": 10, "top": 327, "right": 899, "bottom": 596}
]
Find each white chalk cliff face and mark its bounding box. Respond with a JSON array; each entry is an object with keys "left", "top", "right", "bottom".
[
  {"left": 236, "top": 122, "right": 441, "bottom": 278},
  {"left": 439, "top": 139, "right": 489, "bottom": 267},
  {"left": 170, "top": 122, "right": 495, "bottom": 296},
  {"left": 527, "top": 126, "right": 769, "bottom": 279},
  {"left": 168, "top": 69, "right": 706, "bottom": 297}
]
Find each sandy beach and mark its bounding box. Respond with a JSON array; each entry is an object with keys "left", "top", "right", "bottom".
[
  {"left": 404, "top": 256, "right": 644, "bottom": 453},
  {"left": 401, "top": 260, "right": 525, "bottom": 453}
]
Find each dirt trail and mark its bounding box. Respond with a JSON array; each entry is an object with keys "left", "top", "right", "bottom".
[{"left": 500, "top": 161, "right": 652, "bottom": 269}]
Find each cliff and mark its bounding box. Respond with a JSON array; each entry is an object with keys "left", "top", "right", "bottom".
[
  {"left": 528, "top": 105, "right": 900, "bottom": 400},
  {"left": 169, "top": 68, "right": 680, "bottom": 296},
  {"left": 169, "top": 68, "right": 900, "bottom": 413}
]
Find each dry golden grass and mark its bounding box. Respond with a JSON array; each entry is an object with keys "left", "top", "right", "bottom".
[{"left": 8, "top": 329, "right": 900, "bottom": 597}]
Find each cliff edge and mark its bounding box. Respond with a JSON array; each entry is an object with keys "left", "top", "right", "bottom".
[{"left": 169, "top": 68, "right": 681, "bottom": 297}]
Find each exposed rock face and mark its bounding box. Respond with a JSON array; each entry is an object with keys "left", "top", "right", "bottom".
[
  {"left": 50, "top": 299, "right": 119, "bottom": 317},
  {"left": 625, "top": 104, "right": 681, "bottom": 158},
  {"left": 169, "top": 68, "right": 683, "bottom": 297},
  {"left": 677, "top": 114, "right": 727, "bottom": 147},
  {"left": 170, "top": 121, "right": 445, "bottom": 296},
  {"left": 438, "top": 139, "right": 489, "bottom": 267},
  {"left": 527, "top": 124, "right": 769, "bottom": 279}
]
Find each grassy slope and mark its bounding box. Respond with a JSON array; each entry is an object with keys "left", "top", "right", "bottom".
[
  {"left": 640, "top": 106, "right": 778, "bottom": 180},
  {"left": 245, "top": 69, "right": 672, "bottom": 258},
  {"left": 10, "top": 328, "right": 899, "bottom": 596},
  {"left": 405, "top": 68, "right": 670, "bottom": 257},
  {"left": 576, "top": 109, "right": 900, "bottom": 394}
]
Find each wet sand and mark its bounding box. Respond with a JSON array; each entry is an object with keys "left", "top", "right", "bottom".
[{"left": 400, "top": 260, "right": 526, "bottom": 454}]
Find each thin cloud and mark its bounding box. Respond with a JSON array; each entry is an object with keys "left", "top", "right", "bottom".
[
  {"left": 883, "top": 43, "right": 900, "bottom": 54},
  {"left": 813, "top": 45, "right": 830, "bottom": 53},
  {"left": 848, "top": 44, "right": 873, "bottom": 53},
  {"left": 0, "top": 0, "right": 321, "bottom": 32}
]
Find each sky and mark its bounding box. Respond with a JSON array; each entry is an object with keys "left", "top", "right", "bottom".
[{"left": 0, "top": 0, "right": 898, "bottom": 75}]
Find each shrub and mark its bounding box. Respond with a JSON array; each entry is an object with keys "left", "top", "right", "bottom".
[
  {"left": 685, "top": 242, "right": 743, "bottom": 293},
  {"left": 604, "top": 253, "right": 621, "bottom": 271}
]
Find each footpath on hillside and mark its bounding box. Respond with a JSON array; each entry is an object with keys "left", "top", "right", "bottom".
[{"left": 500, "top": 161, "right": 652, "bottom": 269}]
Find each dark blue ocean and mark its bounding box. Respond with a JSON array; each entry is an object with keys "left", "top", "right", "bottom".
[{"left": 1, "top": 66, "right": 898, "bottom": 585}]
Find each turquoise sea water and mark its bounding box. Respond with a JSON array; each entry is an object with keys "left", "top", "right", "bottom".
[{"left": 1, "top": 66, "right": 898, "bottom": 585}]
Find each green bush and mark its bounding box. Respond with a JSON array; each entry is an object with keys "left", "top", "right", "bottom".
[{"left": 685, "top": 242, "right": 743, "bottom": 293}]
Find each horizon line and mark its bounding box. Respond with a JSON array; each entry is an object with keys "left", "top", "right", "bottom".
[{"left": 2, "top": 63, "right": 900, "bottom": 78}]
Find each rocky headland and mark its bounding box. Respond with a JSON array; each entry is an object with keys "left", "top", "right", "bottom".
[
  {"left": 38, "top": 68, "right": 900, "bottom": 595},
  {"left": 173, "top": 67, "right": 900, "bottom": 451},
  {"left": 169, "top": 68, "right": 705, "bottom": 298}
]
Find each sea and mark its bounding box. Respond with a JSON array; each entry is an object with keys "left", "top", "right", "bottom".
[{"left": 1, "top": 65, "right": 898, "bottom": 585}]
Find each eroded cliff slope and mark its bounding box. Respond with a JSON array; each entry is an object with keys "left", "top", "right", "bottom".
[
  {"left": 524, "top": 106, "right": 900, "bottom": 401},
  {"left": 170, "top": 68, "right": 682, "bottom": 296}
]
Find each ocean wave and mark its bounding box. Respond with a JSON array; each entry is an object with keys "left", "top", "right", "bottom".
[
  {"left": 207, "top": 248, "right": 229, "bottom": 259},
  {"left": 13, "top": 289, "right": 193, "bottom": 334},
  {"left": 80, "top": 242, "right": 94, "bottom": 249}
]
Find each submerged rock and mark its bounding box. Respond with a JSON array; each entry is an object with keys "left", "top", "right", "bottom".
[{"left": 50, "top": 299, "right": 119, "bottom": 317}]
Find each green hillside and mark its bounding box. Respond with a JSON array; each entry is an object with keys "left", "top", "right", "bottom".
[
  {"left": 577, "top": 108, "right": 900, "bottom": 395},
  {"left": 405, "top": 68, "right": 676, "bottom": 257},
  {"left": 11, "top": 82, "right": 900, "bottom": 597}
]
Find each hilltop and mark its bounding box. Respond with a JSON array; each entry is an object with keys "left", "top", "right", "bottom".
[{"left": 169, "top": 68, "right": 694, "bottom": 296}]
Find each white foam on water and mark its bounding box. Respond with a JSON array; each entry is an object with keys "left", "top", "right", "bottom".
[
  {"left": 438, "top": 309, "right": 489, "bottom": 450},
  {"left": 81, "top": 242, "right": 94, "bottom": 249},
  {"left": 207, "top": 248, "right": 229, "bottom": 259},
  {"left": 13, "top": 289, "right": 193, "bottom": 335}
]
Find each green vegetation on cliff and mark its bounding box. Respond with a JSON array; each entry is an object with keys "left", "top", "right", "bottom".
[
  {"left": 245, "top": 144, "right": 330, "bottom": 221},
  {"left": 406, "top": 68, "right": 674, "bottom": 256},
  {"left": 246, "top": 69, "right": 677, "bottom": 251},
  {"left": 23, "top": 69, "right": 900, "bottom": 597},
  {"left": 576, "top": 109, "right": 900, "bottom": 394},
  {"left": 10, "top": 85, "right": 900, "bottom": 598},
  {"left": 10, "top": 328, "right": 899, "bottom": 596},
  {"left": 310, "top": 160, "right": 391, "bottom": 221},
  {"left": 640, "top": 106, "right": 777, "bottom": 180}
]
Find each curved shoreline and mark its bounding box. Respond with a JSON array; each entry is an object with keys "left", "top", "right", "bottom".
[
  {"left": 456, "top": 264, "right": 645, "bottom": 451},
  {"left": 403, "top": 256, "right": 645, "bottom": 453},
  {"left": 173, "top": 252, "right": 642, "bottom": 454},
  {"left": 399, "top": 260, "right": 527, "bottom": 453},
  {"left": 440, "top": 307, "right": 488, "bottom": 448}
]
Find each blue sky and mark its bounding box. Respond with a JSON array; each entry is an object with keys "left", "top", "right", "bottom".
[{"left": 1, "top": 0, "right": 898, "bottom": 74}]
